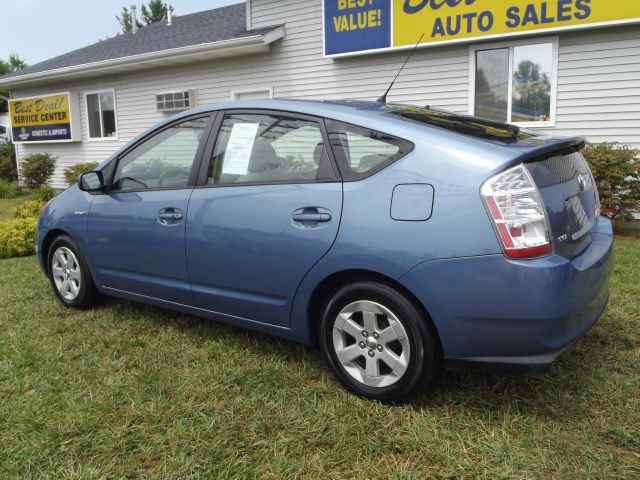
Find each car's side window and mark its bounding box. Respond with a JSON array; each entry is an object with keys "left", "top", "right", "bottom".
[
  {"left": 112, "top": 116, "right": 209, "bottom": 191},
  {"left": 325, "top": 119, "right": 413, "bottom": 180},
  {"left": 208, "top": 113, "right": 334, "bottom": 185}
]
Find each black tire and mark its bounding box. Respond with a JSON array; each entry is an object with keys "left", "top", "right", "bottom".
[
  {"left": 319, "top": 281, "right": 439, "bottom": 402},
  {"left": 47, "top": 234, "right": 98, "bottom": 309}
]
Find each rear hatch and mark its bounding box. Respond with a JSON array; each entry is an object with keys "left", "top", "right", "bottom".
[
  {"left": 384, "top": 104, "right": 600, "bottom": 259},
  {"left": 525, "top": 147, "right": 599, "bottom": 258}
]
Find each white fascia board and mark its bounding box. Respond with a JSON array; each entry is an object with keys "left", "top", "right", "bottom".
[{"left": 0, "top": 27, "right": 285, "bottom": 89}]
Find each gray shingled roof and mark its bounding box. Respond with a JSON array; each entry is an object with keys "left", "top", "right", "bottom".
[{"left": 1, "top": 3, "right": 275, "bottom": 80}]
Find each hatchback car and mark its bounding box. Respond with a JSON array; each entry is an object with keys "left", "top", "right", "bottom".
[{"left": 37, "top": 99, "right": 612, "bottom": 401}]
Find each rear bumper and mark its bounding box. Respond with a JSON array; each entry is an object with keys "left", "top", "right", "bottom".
[
  {"left": 399, "top": 216, "right": 613, "bottom": 374},
  {"left": 443, "top": 288, "right": 607, "bottom": 375}
]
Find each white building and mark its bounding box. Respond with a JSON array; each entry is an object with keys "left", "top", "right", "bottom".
[{"left": 0, "top": 0, "right": 638, "bottom": 187}]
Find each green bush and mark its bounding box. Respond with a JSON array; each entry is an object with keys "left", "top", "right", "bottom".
[
  {"left": 12, "top": 200, "right": 45, "bottom": 219},
  {"left": 0, "top": 178, "right": 20, "bottom": 199},
  {"left": 21, "top": 152, "right": 57, "bottom": 189},
  {"left": 0, "top": 199, "right": 44, "bottom": 259},
  {"left": 63, "top": 162, "right": 98, "bottom": 186},
  {"left": 0, "top": 144, "right": 17, "bottom": 181},
  {"left": 583, "top": 142, "right": 640, "bottom": 221},
  {"left": 0, "top": 218, "right": 37, "bottom": 258},
  {"left": 32, "top": 186, "right": 56, "bottom": 202}
]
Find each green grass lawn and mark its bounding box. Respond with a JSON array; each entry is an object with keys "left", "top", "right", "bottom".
[{"left": 0, "top": 239, "right": 638, "bottom": 479}]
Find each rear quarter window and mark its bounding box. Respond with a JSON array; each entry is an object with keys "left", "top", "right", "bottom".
[{"left": 325, "top": 119, "right": 413, "bottom": 180}]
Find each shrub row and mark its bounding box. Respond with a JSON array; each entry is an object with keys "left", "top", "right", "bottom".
[
  {"left": 0, "top": 178, "right": 20, "bottom": 199},
  {"left": 0, "top": 218, "right": 38, "bottom": 258},
  {"left": 582, "top": 143, "right": 640, "bottom": 221},
  {"left": 0, "top": 200, "right": 45, "bottom": 259}
]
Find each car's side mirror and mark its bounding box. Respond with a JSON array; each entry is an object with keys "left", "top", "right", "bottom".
[{"left": 78, "top": 171, "right": 104, "bottom": 192}]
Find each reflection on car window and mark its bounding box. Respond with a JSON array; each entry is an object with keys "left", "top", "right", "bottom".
[
  {"left": 209, "top": 113, "right": 333, "bottom": 184},
  {"left": 325, "top": 120, "right": 412, "bottom": 180},
  {"left": 112, "top": 117, "right": 208, "bottom": 191}
]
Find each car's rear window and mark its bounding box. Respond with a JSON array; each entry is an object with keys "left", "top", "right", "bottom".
[{"left": 325, "top": 119, "right": 413, "bottom": 180}]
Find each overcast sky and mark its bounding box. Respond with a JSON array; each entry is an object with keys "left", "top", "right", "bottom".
[{"left": 0, "top": 0, "right": 243, "bottom": 66}]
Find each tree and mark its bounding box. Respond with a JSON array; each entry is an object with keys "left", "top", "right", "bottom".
[
  {"left": 117, "top": 1, "right": 173, "bottom": 33},
  {"left": 0, "top": 54, "right": 28, "bottom": 112},
  {"left": 141, "top": 0, "right": 172, "bottom": 25},
  {"left": 512, "top": 60, "right": 551, "bottom": 122},
  {"left": 116, "top": 7, "right": 143, "bottom": 33}
]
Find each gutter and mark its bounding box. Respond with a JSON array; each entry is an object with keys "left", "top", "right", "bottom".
[{"left": 0, "top": 26, "right": 285, "bottom": 88}]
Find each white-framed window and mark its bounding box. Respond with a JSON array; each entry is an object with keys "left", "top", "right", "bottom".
[
  {"left": 156, "top": 89, "right": 196, "bottom": 112},
  {"left": 231, "top": 87, "right": 274, "bottom": 101},
  {"left": 85, "top": 90, "right": 118, "bottom": 139},
  {"left": 469, "top": 37, "right": 558, "bottom": 127}
]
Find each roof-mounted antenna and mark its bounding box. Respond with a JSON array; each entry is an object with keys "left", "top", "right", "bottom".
[{"left": 377, "top": 33, "right": 425, "bottom": 104}]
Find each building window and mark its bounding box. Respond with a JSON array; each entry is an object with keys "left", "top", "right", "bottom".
[
  {"left": 86, "top": 90, "right": 117, "bottom": 139},
  {"left": 470, "top": 38, "right": 558, "bottom": 126},
  {"left": 156, "top": 89, "right": 196, "bottom": 112}
]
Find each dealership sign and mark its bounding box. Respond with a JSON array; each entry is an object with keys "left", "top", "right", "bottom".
[
  {"left": 9, "top": 93, "right": 79, "bottom": 143},
  {"left": 324, "top": 0, "right": 640, "bottom": 56}
]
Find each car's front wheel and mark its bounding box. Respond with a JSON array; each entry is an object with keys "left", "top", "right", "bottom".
[
  {"left": 48, "top": 235, "right": 97, "bottom": 309},
  {"left": 320, "top": 281, "right": 439, "bottom": 402}
]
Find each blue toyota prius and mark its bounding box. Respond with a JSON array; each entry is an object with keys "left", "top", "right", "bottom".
[{"left": 37, "top": 99, "right": 612, "bottom": 401}]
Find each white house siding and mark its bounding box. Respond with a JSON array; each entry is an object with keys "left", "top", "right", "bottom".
[
  {"left": 554, "top": 27, "right": 640, "bottom": 151},
  {"left": 251, "top": 0, "right": 640, "bottom": 148},
  {"left": 12, "top": 0, "right": 640, "bottom": 187}
]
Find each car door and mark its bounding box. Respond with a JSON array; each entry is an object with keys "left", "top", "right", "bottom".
[
  {"left": 186, "top": 110, "right": 343, "bottom": 326},
  {"left": 88, "top": 115, "right": 213, "bottom": 304}
]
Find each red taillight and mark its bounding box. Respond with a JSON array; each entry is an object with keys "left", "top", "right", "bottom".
[{"left": 481, "top": 164, "right": 551, "bottom": 259}]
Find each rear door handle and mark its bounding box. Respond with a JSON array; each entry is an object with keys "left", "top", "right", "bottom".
[
  {"left": 157, "top": 208, "right": 183, "bottom": 225},
  {"left": 292, "top": 213, "right": 331, "bottom": 222},
  {"left": 158, "top": 212, "right": 183, "bottom": 220}
]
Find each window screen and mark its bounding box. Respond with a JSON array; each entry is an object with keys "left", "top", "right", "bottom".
[{"left": 475, "top": 48, "right": 509, "bottom": 122}]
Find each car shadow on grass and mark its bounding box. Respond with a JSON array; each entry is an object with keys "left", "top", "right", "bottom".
[{"left": 100, "top": 296, "right": 618, "bottom": 416}]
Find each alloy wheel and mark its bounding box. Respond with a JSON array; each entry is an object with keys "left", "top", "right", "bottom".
[
  {"left": 51, "top": 246, "right": 82, "bottom": 301},
  {"left": 332, "top": 300, "right": 410, "bottom": 388}
]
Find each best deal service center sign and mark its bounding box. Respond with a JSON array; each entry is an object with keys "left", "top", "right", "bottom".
[
  {"left": 9, "top": 92, "right": 80, "bottom": 143},
  {"left": 324, "top": 0, "right": 640, "bottom": 56}
]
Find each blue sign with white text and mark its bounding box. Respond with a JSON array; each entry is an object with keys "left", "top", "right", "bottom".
[
  {"left": 12, "top": 124, "right": 72, "bottom": 142},
  {"left": 324, "top": 0, "right": 391, "bottom": 55}
]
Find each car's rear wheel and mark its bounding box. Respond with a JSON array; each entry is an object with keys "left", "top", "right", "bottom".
[
  {"left": 320, "top": 281, "right": 439, "bottom": 402},
  {"left": 48, "top": 235, "right": 97, "bottom": 309}
]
